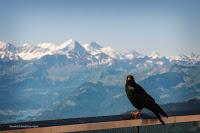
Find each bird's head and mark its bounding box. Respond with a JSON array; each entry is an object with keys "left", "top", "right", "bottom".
[{"left": 126, "top": 75, "right": 135, "bottom": 85}]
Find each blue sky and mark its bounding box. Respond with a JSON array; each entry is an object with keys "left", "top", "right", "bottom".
[{"left": 0, "top": 0, "right": 199, "bottom": 56}]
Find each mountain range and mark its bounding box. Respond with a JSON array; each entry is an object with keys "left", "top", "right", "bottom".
[
  {"left": 1, "top": 40, "right": 200, "bottom": 64},
  {"left": 0, "top": 39, "right": 199, "bottom": 123}
]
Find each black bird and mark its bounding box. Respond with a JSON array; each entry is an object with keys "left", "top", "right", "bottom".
[{"left": 125, "top": 75, "right": 168, "bottom": 125}]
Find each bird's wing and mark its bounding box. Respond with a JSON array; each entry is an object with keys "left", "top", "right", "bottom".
[
  {"left": 135, "top": 84, "right": 155, "bottom": 103},
  {"left": 132, "top": 84, "right": 168, "bottom": 120}
]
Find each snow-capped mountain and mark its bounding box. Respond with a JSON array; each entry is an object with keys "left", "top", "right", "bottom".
[
  {"left": 18, "top": 43, "right": 53, "bottom": 60},
  {"left": 83, "top": 42, "right": 116, "bottom": 65},
  {"left": 124, "top": 50, "right": 143, "bottom": 60},
  {"left": 170, "top": 53, "right": 200, "bottom": 62},
  {"left": 83, "top": 42, "right": 102, "bottom": 53},
  {"left": 149, "top": 51, "right": 162, "bottom": 59},
  {"left": 17, "top": 40, "right": 89, "bottom": 60},
  {"left": 0, "top": 39, "right": 199, "bottom": 66},
  {"left": 0, "top": 41, "right": 20, "bottom": 60},
  {"left": 63, "top": 40, "right": 88, "bottom": 58},
  {"left": 83, "top": 42, "right": 122, "bottom": 59},
  {"left": 101, "top": 46, "right": 123, "bottom": 59}
]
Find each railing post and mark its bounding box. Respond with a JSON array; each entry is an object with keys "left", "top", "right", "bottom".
[{"left": 136, "top": 126, "right": 139, "bottom": 133}]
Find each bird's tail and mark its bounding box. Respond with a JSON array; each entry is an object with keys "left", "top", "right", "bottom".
[
  {"left": 155, "top": 102, "right": 168, "bottom": 118},
  {"left": 146, "top": 103, "right": 167, "bottom": 125},
  {"left": 154, "top": 112, "right": 165, "bottom": 125}
]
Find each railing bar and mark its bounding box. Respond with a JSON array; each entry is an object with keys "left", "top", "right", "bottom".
[{"left": 1, "top": 114, "right": 200, "bottom": 133}]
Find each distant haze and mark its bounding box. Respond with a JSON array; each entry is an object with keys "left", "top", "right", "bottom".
[{"left": 0, "top": 0, "right": 200, "bottom": 56}]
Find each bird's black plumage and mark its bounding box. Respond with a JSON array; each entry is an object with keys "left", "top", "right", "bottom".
[{"left": 125, "top": 75, "right": 168, "bottom": 125}]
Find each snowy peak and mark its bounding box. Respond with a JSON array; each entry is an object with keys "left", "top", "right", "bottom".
[
  {"left": 18, "top": 43, "right": 52, "bottom": 60},
  {"left": 60, "top": 39, "right": 77, "bottom": 49},
  {"left": 64, "top": 40, "right": 87, "bottom": 57},
  {"left": 90, "top": 42, "right": 102, "bottom": 49},
  {"left": 0, "top": 41, "right": 17, "bottom": 53},
  {"left": 65, "top": 40, "right": 81, "bottom": 51},
  {"left": 149, "top": 51, "right": 162, "bottom": 59},
  {"left": 37, "top": 39, "right": 81, "bottom": 52},
  {"left": 170, "top": 53, "right": 200, "bottom": 62},
  {"left": 83, "top": 42, "right": 121, "bottom": 59},
  {"left": 83, "top": 42, "right": 103, "bottom": 56},
  {"left": 83, "top": 42, "right": 102, "bottom": 51},
  {"left": 170, "top": 54, "right": 188, "bottom": 61},
  {"left": 124, "top": 50, "right": 142, "bottom": 60},
  {"left": 190, "top": 53, "right": 200, "bottom": 61},
  {"left": 37, "top": 43, "right": 57, "bottom": 51},
  {"left": 101, "top": 47, "right": 122, "bottom": 59},
  {"left": 17, "top": 39, "right": 88, "bottom": 60},
  {"left": 0, "top": 41, "right": 20, "bottom": 60}
]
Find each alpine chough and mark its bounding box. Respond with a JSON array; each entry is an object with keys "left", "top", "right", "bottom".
[{"left": 125, "top": 75, "right": 168, "bottom": 125}]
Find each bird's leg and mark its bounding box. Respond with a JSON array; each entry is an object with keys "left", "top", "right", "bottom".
[
  {"left": 135, "top": 109, "right": 142, "bottom": 117},
  {"left": 131, "top": 109, "right": 142, "bottom": 118}
]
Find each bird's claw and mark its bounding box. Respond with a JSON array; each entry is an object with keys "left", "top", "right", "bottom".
[{"left": 131, "top": 111, "right": 141, "bottom": 119}]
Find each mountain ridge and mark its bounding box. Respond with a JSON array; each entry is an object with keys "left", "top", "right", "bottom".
[{"left": 1, "top": 40, "right": 200, "bottom": 65}]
